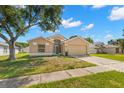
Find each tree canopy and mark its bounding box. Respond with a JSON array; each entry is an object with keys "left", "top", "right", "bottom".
[
  {"left": 0, "top": 5, "right": 63, "bottom": 60},
  {"left": 85, "top": 37, "right": 94, "bottom": 43},
  {"left": 16, "top": 42, "right": 29, "bottom": 48},
  {"left": 69, "top": 35, "right": 78, "bottom": 39}
]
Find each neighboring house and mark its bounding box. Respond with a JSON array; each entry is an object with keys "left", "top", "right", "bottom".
[
  {"left": 94, "top": 42, "right": 105, "bottom": 46},
  {"left": 95, "top": 44, "right": 122, "bottom": 54},
  {"left": 28, "top": 34, "right": 90, "bottom": 56},
  {"left": 0, "top": 42, "right": 19, "bottom": 56},
  {"left": 102, "top": 45, "right": 122, "bottom": 54},
  {"left": 88, "top": 44, "right": 97, "bottom": 54},
  {"left": 22, "top": 47, "right": 29, "bottom": 53}
]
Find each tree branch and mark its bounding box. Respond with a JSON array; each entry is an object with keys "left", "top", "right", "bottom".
[
  {"left": 14, "top": 22, "right": 39, "bottom": 40},
  {"left": 5, "top": 24, "right": 14, "bottom": 38},
  {"left": 0, "top": 33, "right": 9, "bottom": 44}
]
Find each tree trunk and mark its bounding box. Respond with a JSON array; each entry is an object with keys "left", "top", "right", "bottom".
[{"left": 8, "top": 40, "right": 16, "bottom": 61}]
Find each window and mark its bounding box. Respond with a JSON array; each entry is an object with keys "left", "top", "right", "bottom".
[
  {"left": 3, "top": 47, "right": 7, "bottom": 54},
  {"left": 38, "top": 44, "right": 45, "bottom": 52},
  {"left": 54, "top": 39, "right": 61, "bottom": 45}
]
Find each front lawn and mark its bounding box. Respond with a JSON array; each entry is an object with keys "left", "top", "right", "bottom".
[
  {"left": 0, "top": 53, "right": 95, "bottom": 79},
  {"left": 90, "top": 54, "right": 124, "bottom": 62},
  {"left": 26, "top": 71, "right": 124, "bottom": 88}
]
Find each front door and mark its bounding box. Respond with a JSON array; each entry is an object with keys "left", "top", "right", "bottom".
[
  {"left": 116, "top": 48, "right": 119, "bottom": 53},
  {"left": 55, "top": 45, "right": 61, "bottom": 54}
]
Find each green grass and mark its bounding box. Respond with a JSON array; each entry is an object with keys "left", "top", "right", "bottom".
[
  {"left": 0, "top": 53, "right": 95, "bottom": 79},
  {"left": 26, "top": 71, "right": 124, "bottom": 88},
  {"left": 90, "top": 54, "right": 124, "bottom": 62}
]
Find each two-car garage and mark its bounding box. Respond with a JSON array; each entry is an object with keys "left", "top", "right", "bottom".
[{"left": 64, "top": 37, "right": 89, "bottom": 56}]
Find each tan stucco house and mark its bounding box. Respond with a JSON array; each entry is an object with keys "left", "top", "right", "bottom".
[{"left": 28, "top": 34, "right": 90, "bottom": 56}]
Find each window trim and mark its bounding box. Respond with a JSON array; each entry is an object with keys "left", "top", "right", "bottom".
[{"left": 38, "top": 44, "right": 45, "bottom": 53}]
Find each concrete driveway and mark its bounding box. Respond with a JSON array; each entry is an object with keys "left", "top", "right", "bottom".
[
  {"left": 79, "top": 56, "right": 121, "bottom": 65},
  {"left": 79, "top": 56, "right": 124, "bottom": 73}
]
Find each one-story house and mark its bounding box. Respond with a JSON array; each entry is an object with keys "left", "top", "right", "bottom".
[
  {"left": 0, "top": 42, "right": 19, "bottom": 56},
  {"left": 28, "top": 34, "right": 90, "bottom": 56},
  {"left": 95, "top": 45, "right": 122, "bottom": 54}
]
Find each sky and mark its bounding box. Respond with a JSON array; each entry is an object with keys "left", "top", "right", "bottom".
[{"left": 15, "top": 5, "right": 124, "bottom": 43}]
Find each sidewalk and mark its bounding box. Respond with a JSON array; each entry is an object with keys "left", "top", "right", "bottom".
[{"left": 0, "top": 65, "right": 112, "bottom": 88}]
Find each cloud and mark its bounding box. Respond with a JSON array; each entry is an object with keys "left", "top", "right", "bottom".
[
  {"left": 92, "top": 5, "right": 106, "bottom": 9},
  {"left": 108, "top": 6, "right": 124, "bottom": 21},
  {"left": 62, "top": 17, "right": 82, "bottom": 28},
  {"left": 104, "top": 34, "right": 113, "bottom": 39},
  {"left": 48, "top": 30, "right": 60, "bottom": 34},
  {"left": 94, "top": 39, "right": 100, "bottom": 42},
  {"left": 81, "top": 23, "right": 94, "bottom": 31}
]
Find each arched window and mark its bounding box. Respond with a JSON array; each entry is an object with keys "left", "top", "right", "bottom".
[{"left": 54, "top": 39, "right": 61, "bottom": 45}]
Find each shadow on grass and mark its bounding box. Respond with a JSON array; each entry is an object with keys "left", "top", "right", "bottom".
[{"left": 0, "top": 56, "right": 48, "bottom": 79}]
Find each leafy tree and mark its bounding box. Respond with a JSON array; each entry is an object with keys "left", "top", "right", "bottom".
[
  {"left": 85, "top": 37, "right": 94, "bottom": 43},
  {"left": 16, "top": 42, "right": 29, "bottom": 48},
  {"left": 117, "top": 39, "right": 124, "bottom": 53},
  {"left": 108, "top": 38, "right": 124, "bottom": 53},
  {"left": 0, "top": 5, "right": 63, "bottom": 60},
  {"left": 123, "top": 29, "right": 124, "bottom": 36},
  {"left": 108, "top": 39, "right": 118, "bottom": 45},
  {"left": 15, "top": 42, "right": 29, "bottom": 51},
  {"left": 69, "top": 35, "right": 78, "bottom": 39}
]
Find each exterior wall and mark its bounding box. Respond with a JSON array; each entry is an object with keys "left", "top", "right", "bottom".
[
  {"left": 103, "top": 47, "right": 122, "bottom": 54},
  {"left": 0, "top": 46, "right": 9, "bottom": 56},
  {"left": 103, "top": 48, "right": 116, "bottom": 54},
  {"left": 22, "top": 47, "right": 29, "bottom": 53},
  {"left": 28, "top": 35, "right": 90, "bottom": 56},
  {"left": 29, "top": 38, "right": 54, "bottom": 56},
  {"left": 0, "top": 46, "right": 19, "bottom": 56},
  {"left": 65, "top": 38, "right": 88, "bottom": 56},
  {"left": 119, "top": 48, "right": 122, "bottom": 53},
  {"left": 88, "top": 44, "right": 97, "bottom": 54}
]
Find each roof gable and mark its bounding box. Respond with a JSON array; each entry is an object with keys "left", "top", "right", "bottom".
[
  {"left": 47, "top": 34, "right": 66, "bottom": 40},
  {"left": 65, "top": 36, "right": 90, "bottom": 44},
  {"left": 28, "top": 37, "right": 53, "bottom": 43}
]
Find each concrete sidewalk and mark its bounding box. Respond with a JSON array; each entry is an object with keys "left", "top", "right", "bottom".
[{"left": 0, "top": 65, "right": 112, "bottom": 88}]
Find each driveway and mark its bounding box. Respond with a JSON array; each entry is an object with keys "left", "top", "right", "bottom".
[
  {"left": 79, "top": 56, "right": 124, "bottom": 73},
  {"left": 79, "top": 56, "right": 121, "bottom": 65}
]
